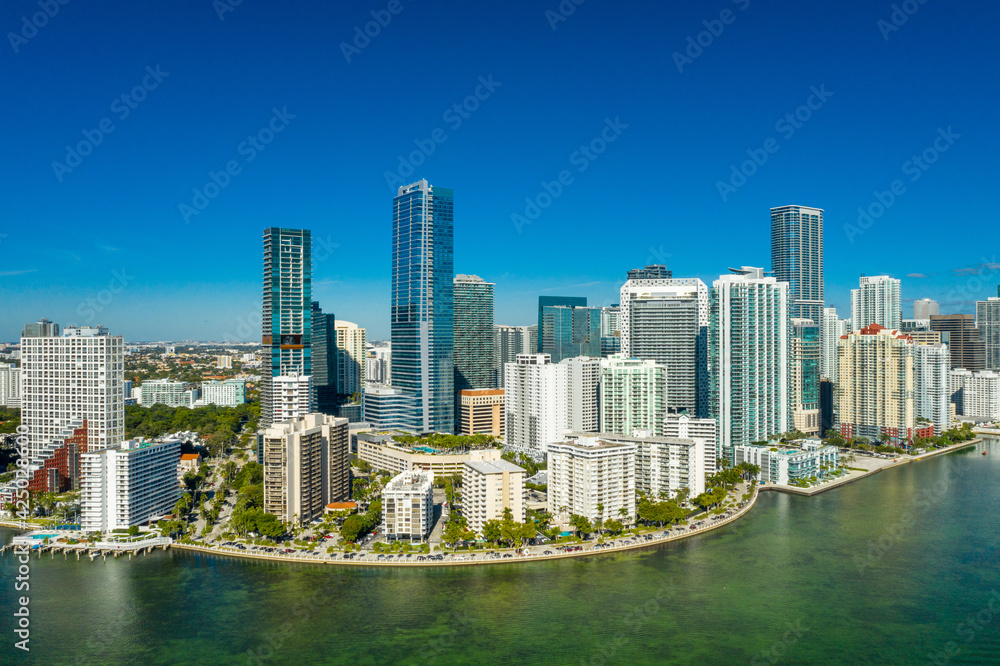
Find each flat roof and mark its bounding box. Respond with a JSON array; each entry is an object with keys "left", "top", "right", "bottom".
[{"left": 465, "top": 459, "right": 525, "bottom": 475}]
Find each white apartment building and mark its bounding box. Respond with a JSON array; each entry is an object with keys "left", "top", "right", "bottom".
[
  {"left": 335, "top": 320, "right": 367, "bottom": 394},
  {"left": 200, "top": 379, "right": 247, "bottom": 407},
  {"left": 547, "top": 435, "right": 636, "bottom": 524},
  {"left": 272, "top": 373, "right": 313, "bottom": 423},
  {"left": 0, "top": 364, "right": 20, "bottom": 408},
  {"left": 261, "top": 413, "right": 350, "bottom": 524},
  {"left": 366, "top": 344, "right": 392, "bottom": 384},
  {"left": 20, "top": 322, "right": 124, "bottom": 459},
  {"left": 709, "top": 268, "right": 790, "bottom": 448},
  {"left": 599, "top": 354, "right": 668, "bottom": 437},
  {"left": 216, "top": 355, "right": 233, "bottom": 369},
  {"left": 594, "top": 430, "right": 707, "bottom": 500},
  {"left": 851, "top": 275, "right": 902, "bottom": 331},
  {"left": 729, "top": 440, "right": 839, "bottom": 486},
  {"left": 950, "top": 369, "right": 1000, "bottom": 420},
  {"left": 462, "top": 459, "right": 527, "bottom": 536},
  {"left": 382, "top": 469, "right": 434, "bottom": 541},
  {"left": 80, "top": 438, "right": 181, "bottom": 533},
  {"left": 663, "top": 413, "right": 718, "bottom": 477},
  {"left": 914, "top": 342, "right": 951, "bottom": 435},
  {"left": 139, "top": 379, "right": 196, "bottom": 408},
  {"left": 914, "top": 298, "right": 940, "bottom": 320},
  {"left": 357, "top": 432, "right": 503, "bottom": 476},
  {"left": 504, "top": 354, "right": 599, "bottom": 453},
  {"left": 820, "top": 307, "right": 849, "bottom": 381},
  {"left": 494, "top": 325, "right": 534, "bottom": 387}
]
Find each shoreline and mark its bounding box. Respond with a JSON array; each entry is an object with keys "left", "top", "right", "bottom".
[
  {"left": 760, "top": 438, "right": 980, "bottom": 496},
  {"left": 4, "top": 437, "right": 985, "bottom": 568}
]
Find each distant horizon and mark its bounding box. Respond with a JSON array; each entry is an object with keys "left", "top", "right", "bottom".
[{"left": 4, "top": 0, "right": 998, "bottom": 341}]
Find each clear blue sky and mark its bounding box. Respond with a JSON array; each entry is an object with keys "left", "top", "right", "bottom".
[{"left": 2, "top": 0, "right": 998, "bottom": 342}]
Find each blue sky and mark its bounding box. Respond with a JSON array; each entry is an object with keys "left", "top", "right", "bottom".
[{"left": 2, "top": 0, "right": 998, "bottom": 341}]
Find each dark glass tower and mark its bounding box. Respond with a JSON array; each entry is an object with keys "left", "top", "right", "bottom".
[
  {"left": 771, "top": 205, "right": 824, "bottom": 323},
  {"left": 391, "top": 180, "right": 454, "bottom": 433},
  {"left": 311, "top": 301, "right": 338, "bottom": 414},
  {"left": 540, "top": 304, "right": 601, "bottom": 363},
  {"left": 537, "top": 296, "right": 587, "bottom": 353},
  {"left": 261, "top": 228, "right": 312, "bottom": 427},
  {"left": 453, "top": 274, "right": 495, "bottom": 392}
]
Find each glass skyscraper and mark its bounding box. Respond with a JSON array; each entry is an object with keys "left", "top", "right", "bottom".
[
  {"left": 391, "top": 179, "right": 454, "bottom": 433},
  {"left": 261, "top": 228, "right": 312, "bottom": 427},
  {"left": 771, "top": 205, "right": 824, "bottom": 324},
  {"left": 311, "top": 301, "right": 337, "bottom": 415},
  {"left": 453, "top": 274, "right": 495, "bottom": 392},
  {"left": 537, "top": 296, "right": 587, "bottom": 352},
  {"left": 540, "top": 304, "right": 601, "bottom": 363},
  {"left": 791, "top": 318, "right": 820, "bottom": 436}
]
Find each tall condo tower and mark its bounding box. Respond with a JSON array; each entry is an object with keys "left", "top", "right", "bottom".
[
  {"left": 771, "top": 205, "right": 824, "bottom": 323},
  {"left": 391, "top": 179, "right": 455, "bottom": 433},
  {"left": 453, "top": 274, "right": 495, "bottom": 392},
  {"left": 262, "top": 228, "right": 313, "bottom": 427}
]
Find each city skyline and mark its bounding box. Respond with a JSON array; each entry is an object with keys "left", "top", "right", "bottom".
[{"left": 3, "top": 1, "right": 999, "bottom": 341}]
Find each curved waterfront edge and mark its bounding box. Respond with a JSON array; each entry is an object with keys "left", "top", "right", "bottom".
[{"left": 168, "top": 484, "right": 762, "bottom": 568}]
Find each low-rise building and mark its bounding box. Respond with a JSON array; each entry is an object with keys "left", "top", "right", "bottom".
[
  {"left": 178, "top": 452, "right": 202, "bottom": 478},
  {"left": 547, "top": 435, "right": 636, "bottom": 524},
  {"left": 81, "top": 438, "right": 181, "bottom": 533},
  {"left": 727, "top": 439, "right": 839, "bottom": 486},
  {"left": 462, "top": 459, "right": 526, "bottom": 536},
  {"left": 382, "top": 469, "right": 434, "bottom": 541},
  {"left": 357, "top": 432, "right": 503, "bottom": 477},
  {"left": 139, "top": 379, "right": 197, "bottom": 408}
]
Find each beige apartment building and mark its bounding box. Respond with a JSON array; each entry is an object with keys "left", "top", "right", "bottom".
[
  {"left": 262, "top": 413, "right": 349, "bottom": 525},
  {"left": 462, "top": 459, "right": 526, "bottom": 536},
  {"left": 457, "top": 389, "right": 505, "bottom": 436},
  {"left": 357, "top": 432, "right": 503, "bottom": 477}
]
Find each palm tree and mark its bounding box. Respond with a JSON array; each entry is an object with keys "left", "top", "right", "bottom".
[
  {"left": 596, "top": 503, "right": 604, "bottom": 537},
  {"left": 618, "top": 506, "right": 628, "bottom": 526}
]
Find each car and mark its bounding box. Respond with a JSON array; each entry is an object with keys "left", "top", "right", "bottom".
[
  {"left": 416, "top": 556, "right": 425, "bottom": 562},
  {"left": 543, "top": 550, "right": 553, "bottom": 555},
  {"left": 502, "top": 553, "right": 513, "bottom": 559},
  {"left": 285, "top": 548, "right": 293, "bottom": 553}
]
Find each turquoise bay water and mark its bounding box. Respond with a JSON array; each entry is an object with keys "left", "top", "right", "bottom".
[{"left": 3, "top": 439, "right": 1000, "bottom": 664}]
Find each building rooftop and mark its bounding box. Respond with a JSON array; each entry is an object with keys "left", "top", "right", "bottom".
[{"left": 464, "top": 459, "right": 525, "bottom": 475}]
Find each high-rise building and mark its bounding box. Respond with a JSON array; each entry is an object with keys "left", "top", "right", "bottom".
[
  {"left": 537, "top": 296, "right": 587, "bottom": 351},
  {"left": 262, "top": 228, "right": 313, "bottom": 427},
  {"left": 311, "top": 302, "right": 337, "bottom": 414},
  {"left": 820, "top": 307, "right": 849, "bottom": 381},
  {"left": 977, "top": 298, "right": 1000, "bottom": 370},
  {"left": 950, "top": 369, "right": 1000, "bottom": 420},
  {"left": 539, "top": 304, "right": 601, "bottom": 363},
  {"left": 836, "top": 324, "right": 918, "bottom": 444},
  {"left": 771, "top": 205, "right": 824, "bottom": 323},
  {"left": 261, "top": 413, "right": 349, "bottom": 525},
  {"left": 382, "top": 469, "right": 435, "bottom": 541},
  {"left": 600, "top": 306, "right": 621, "bottom": 358},
  {"left": 366, "top": 344, "right": 391, "bottom": 384},
  {"left": 599, "top": 354, "right": 668, "bottom": 437},
  {"left": 619, "top": 275, "right": 709, "bottom": 416},
  {"left": 503, "top": 354, "right": 599, "bottom": 453},
  {"left": 913, "top": 342, "right": 951, "bottom": 435},
  {"left": 851, "top": 275, "right": 901, "bottom": 331},
  {"left": 462, "top": 459, "right": 526, "bottom": 536},
  {"left": 931, "top": 314, "right": 985, "bottom": 371},
  {"left": 215, "top": 355, "right": 233, "bottom": 369},
  {"left": 663, "top": 413, "right": 718, "bottom": 477},
  {"left": 547, "top": 435, "right": 636, "bottom": 524},
  {"left": 335, "top": 320, "right": 367, "bottom": 395},
  {"left": 709, "top": 268, "right": 790, "bottom": 448},
  {"left": 623, "top": 431, "right": 708, "bottom": 499},
  {"left": 790, "top": 319, "right": 821, "bottom": 436},
  {"left": 457, "top": 388, "right": 504, "bottom": 436},
  {"left": 391, "top": 179, "right": 454, "bottom": 433},
  {"left": 0, "top": 364, "right": 20, "bottom": 408},
  {"left": 20, "top": 322, "right": 124, "bottom": 459},
  {"left": 494, "top": 325, "right": 533, "bottom": 387},
  {"left": 453, "top": 274, "right": 495, "bottom": 394},
  {"left": 914, "top": 298, "right": 940, "bottom": 320},
  {"left": 272, "top": 374, "right": 313, "bottom": 424},
  {"left": 81, "top": 438, "right": 181, "bottom": 533},
  {"left": 901, "top": 319, "right": 932, "bottom": 333},
  {"left": 200, "top": 380, "right": 247, "bottom": 407}
]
